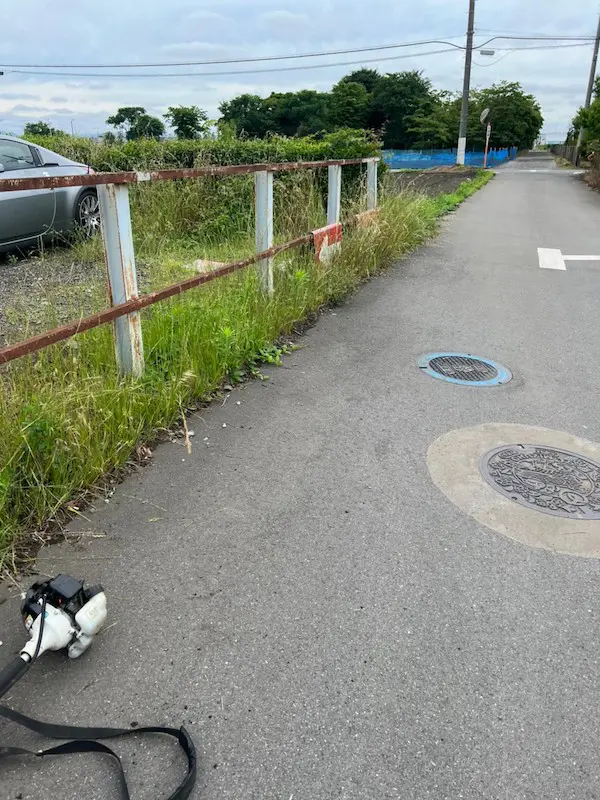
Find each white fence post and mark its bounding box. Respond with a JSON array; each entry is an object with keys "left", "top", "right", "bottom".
[
  {"left": 327, "top": 165, "right": 342, "bottom": 225},
  {"left": 367, "top": 160, "right": 378, "bottom": 210},
  {"left": 98, "top": 183, "right": 145, "bottom": 377},
  {"left": 255, "top": 170, "right": 274, "bottom": 295}
]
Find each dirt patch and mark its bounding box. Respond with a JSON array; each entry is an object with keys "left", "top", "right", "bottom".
[{"left": 386, "top": 167, "right": 480, "bottom": 197}]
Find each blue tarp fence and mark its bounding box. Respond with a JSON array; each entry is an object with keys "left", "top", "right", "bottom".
[{"left": 382, "top": 147, "right": 518, "bottom": 170}]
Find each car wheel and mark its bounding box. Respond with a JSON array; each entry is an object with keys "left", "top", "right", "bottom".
[{"left": 76, "top": 190, "right": 101, "bottom": 238}]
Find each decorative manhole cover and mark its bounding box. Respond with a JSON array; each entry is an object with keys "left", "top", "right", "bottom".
[
  {"left": 480, "top": 444, "right": 600, "bottom": 519},
  {"left": 418, "top": 352, "right": 512, "bottom": 386}
]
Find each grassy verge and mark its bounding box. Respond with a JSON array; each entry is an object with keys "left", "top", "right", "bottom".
[
  {"left": 0, "top": 170, "right": 492, "bottom": 566},
  {"left": 428, "top": 168, "right": 494, "bottom": 212}
]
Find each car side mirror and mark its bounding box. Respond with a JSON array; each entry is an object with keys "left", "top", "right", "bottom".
[
  {"left": 43, "top": 161, "right": 59, "bottom": 167},
  {"left": 0, "top": 163, "right": 5, "bottom": 173}
]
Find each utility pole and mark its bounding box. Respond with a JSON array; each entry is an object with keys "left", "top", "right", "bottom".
[
  {"left": 575, "top": 12, "right": 600, "bottom": 163},
  {"left": 456, "top": 0, "right": 476, "bottom": 165}
]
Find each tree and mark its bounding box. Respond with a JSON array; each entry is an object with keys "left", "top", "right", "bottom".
[
  {"left": 371, "top": 71, "right": 436, "bottom": 148},
  {"left": 338, "top": 69, "right": 384, "bottom": 130},
  {"left": 408, "top": 92, "right": 456, "bottom": 149},
  {"left": 265, "top": 90, "right": 331, "bottom": 137},
  {"left": 329, "top": 81, "right": 370, "bottom": 130},
  {"left": 24, "top": 121, "right": 63, "bottom": 137},
  {"left": 106, "top": 107, "right": 164, "bottom": 140},
  {"left": 215, "top": 71, "right": 544, "bottom": 150},
  {"left": 339, "top": 69, "right": 381, "bottom": 95},
  {"left": 474, "top": 82, "right": 543, "bottom": 150},
  {"left": 220, "top": 90, "right": 331, "bottom": 138},
  {"left": 571, "top": 77, "right": 600, "bottom": 150},
  {"left": 127, "top": 114, "right": 165, "bottom": 140},
  {"left": 164, "top": 105, "right": 209, "bottom": 139},
  {"left": 106, "top": 107, "right": 146, "bottom": 132},
  {"left": 407, "top": 82, "right": 543, "bottom": 152},
  {"left": 573, "top": 98, "right": 600, "bottom": 148},
  {"left": 219, "top": 94, "right": 272, "bottom": 138}
]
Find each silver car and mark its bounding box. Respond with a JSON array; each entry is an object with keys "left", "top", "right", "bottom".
[{"left": 0, "top": 135, "right": 100, "bottom": 253}]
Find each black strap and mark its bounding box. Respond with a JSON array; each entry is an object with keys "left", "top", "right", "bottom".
[{"left": 0, "top": 704, "right": 197, "bottom": 799}]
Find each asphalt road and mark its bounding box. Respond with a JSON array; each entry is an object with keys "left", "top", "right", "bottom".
[{"left": 3, "top": 152, "right": 600, "bottom": 799}]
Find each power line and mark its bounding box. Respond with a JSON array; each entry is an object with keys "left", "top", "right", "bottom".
[
  {"left": 0, "top": 33, "right": 594, "bottom": 70},
  {"left": 6, "top": 41, "right": 592, "bottom": 80},
  {"left": 478, "top": 34, "right": 595, "bottom": 47},
  {"left": 476, "top": 28, "right": 596, "bottom": 39},
  {"left": 0, "top": 38, "right": 466, "bottom": 69},
  {"left": 4, "top": 48, "right": 467, "bottom": 79},
  {"left": 473, "top": 41, "right": 594, "bottom": 66}
]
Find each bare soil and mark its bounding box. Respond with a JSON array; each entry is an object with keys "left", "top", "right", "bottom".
[{"left": 386, "top": 167, "right": 480, "bottom": 197}]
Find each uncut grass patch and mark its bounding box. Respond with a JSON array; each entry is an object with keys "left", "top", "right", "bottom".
[{"left": 0, "top": 173, "right": 492, "bottom": 566}]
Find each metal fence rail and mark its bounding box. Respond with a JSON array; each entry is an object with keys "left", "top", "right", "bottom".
[
  {"left": 0, "top": 158, "right": 377, "bottom": 193},
  {"left": 0, "top": 157, "right": 379, "bottom": 376}
]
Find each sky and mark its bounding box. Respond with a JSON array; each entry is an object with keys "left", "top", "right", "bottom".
[{"left": 1, "top": 0, "right": 598, "bottom": 143}]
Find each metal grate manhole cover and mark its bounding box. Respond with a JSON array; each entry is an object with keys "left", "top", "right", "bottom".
[
  {"left": 418, "top": 352, "right": 512, "bottom": 386},
  {"left": 480, "top": 444, "right": 600, "bottom": 519}
]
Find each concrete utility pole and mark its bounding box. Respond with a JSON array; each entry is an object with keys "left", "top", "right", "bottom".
[
  {"left": 576, "top": 12, "right": 600, "bottom": 163},
  {"left": 456, "top": 0, "right": 476, "bottom": 165}
]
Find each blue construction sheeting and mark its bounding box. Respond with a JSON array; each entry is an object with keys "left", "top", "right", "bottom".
[{"left": 382, "top": 147, "right": 518, "bottom": 170}]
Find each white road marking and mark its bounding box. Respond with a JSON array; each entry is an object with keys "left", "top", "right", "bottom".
[
  {"left": 538, "top": 249, "right": 600, "bottom": 270},
  {"left": 538, "top": 247, "right": 566, "bottom": 270},
  {"left": 510, "top": 168, "right": 583, "bottom": 174}
]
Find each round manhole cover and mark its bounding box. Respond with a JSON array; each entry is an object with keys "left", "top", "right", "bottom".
[
  {"left": 418, "top": 352, "right": 512, "bottom": 386},
  {"left": 480, "top": 444, "right": 600, "bottom": 519}
]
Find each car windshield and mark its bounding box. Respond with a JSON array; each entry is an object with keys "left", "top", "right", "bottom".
[{"left": 0, "top": 140, "right": 35, "bottom": 171}]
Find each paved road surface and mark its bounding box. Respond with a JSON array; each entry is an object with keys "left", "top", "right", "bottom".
[{"left": 3, "top": 152, "right": 600, "bottom": 799}]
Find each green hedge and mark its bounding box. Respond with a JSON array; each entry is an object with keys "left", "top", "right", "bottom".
[
  {"left": 25, "top": 129, "right": 381, "bottom": 246},
  {"left": 26, "top": 129, "right": 380, "bottom": 172}
]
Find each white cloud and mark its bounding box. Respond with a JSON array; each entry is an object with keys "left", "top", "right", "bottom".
[
  {"left": 185, "top": 10, "right": 230, "bottom": 26},
  {"left": 160, "top": 41, "right": 236, "bottom": 59},
  {"left": 1, "top": 0, "right": 597, "bottom": 138},
  {"left": 259, "top": 10, "right": 311, "bottom": 35}
]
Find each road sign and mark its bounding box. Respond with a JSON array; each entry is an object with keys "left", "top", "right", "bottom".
[{"left": 483, "top": 122, "right": 492, "bottom": 168}]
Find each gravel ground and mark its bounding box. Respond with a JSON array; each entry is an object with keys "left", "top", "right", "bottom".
[
  {"left": 0, "top": 250, "right": 106, "bottom": 346},
  {"left": 0, "top": 249, "right": 158, "bottom": 346}
]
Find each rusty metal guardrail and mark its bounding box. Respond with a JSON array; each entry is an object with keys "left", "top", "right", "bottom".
[{"left": 0, "top": 157, "right": 379, "bottom": 375}]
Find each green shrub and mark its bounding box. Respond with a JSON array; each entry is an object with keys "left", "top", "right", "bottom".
[
  {"left": 27, "top": 129, "right": 380, "bottom": 258},
  {"left": 26, "top": 128, "right": 380, "bottom": 172}
]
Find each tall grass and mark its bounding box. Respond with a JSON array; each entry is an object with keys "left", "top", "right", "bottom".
[{"left": 0, "top": 169, "right": 492, "bottom": 564}]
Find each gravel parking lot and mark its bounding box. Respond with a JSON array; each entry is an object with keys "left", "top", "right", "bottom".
[{"left": 0, "top": 251, "right": 106, "bottom": 346}]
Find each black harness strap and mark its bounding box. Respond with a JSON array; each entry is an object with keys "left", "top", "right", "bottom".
[{"left": 0, "top": 704, "right": 197, "bottom": 800}]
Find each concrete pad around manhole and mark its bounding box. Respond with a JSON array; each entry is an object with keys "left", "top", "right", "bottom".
[{"left": 427, "top": 423, "right": 600, "bottom": 558}]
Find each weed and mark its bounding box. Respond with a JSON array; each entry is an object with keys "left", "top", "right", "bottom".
[{"left": 0, "top": 171, "right": 492, "bottom": 564}]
